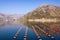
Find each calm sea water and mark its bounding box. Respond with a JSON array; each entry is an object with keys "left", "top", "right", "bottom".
[{"left": 0, "top": 24, "right": 60, "bottom": 40}]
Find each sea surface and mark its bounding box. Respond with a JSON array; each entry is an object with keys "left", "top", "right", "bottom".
[{"left": 0, "top": 24, "right": 60, "bottom": 40}]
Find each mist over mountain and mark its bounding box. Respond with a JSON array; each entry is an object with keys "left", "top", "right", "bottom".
[{"left": 0, "top": 13, "right": 21, "bottom": 26}]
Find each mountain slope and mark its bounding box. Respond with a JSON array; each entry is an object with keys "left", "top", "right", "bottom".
[
  {"left": 21, "top": 4, "right": 60, "bottom": 34},
  {"left": 26, "top": 4, "right": 60, "bottom": 19}
]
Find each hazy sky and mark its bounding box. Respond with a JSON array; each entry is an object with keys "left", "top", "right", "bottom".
[{"left": 0, "top": 0, "right": 60, "bottom": 15}]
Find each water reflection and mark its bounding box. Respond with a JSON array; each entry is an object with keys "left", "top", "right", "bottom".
[{"left": 0, "top": 14, "right": 60, "bottom": 40}]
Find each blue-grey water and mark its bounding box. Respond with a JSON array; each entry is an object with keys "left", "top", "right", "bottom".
[{"left": 0, "top": 24, "right": 60, "bottom": 40}]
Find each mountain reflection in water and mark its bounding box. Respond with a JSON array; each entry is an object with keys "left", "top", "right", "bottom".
[{"left": 0, "top": 24, "right": 60, "bottom": 40}]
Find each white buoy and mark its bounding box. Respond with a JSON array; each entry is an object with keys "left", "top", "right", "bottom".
[
  {"left": 39, "top": 39, "right": 42, "bottom": 40},
  {"left": 13, "top": 36, "right": 16, "bottom": 39}
]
